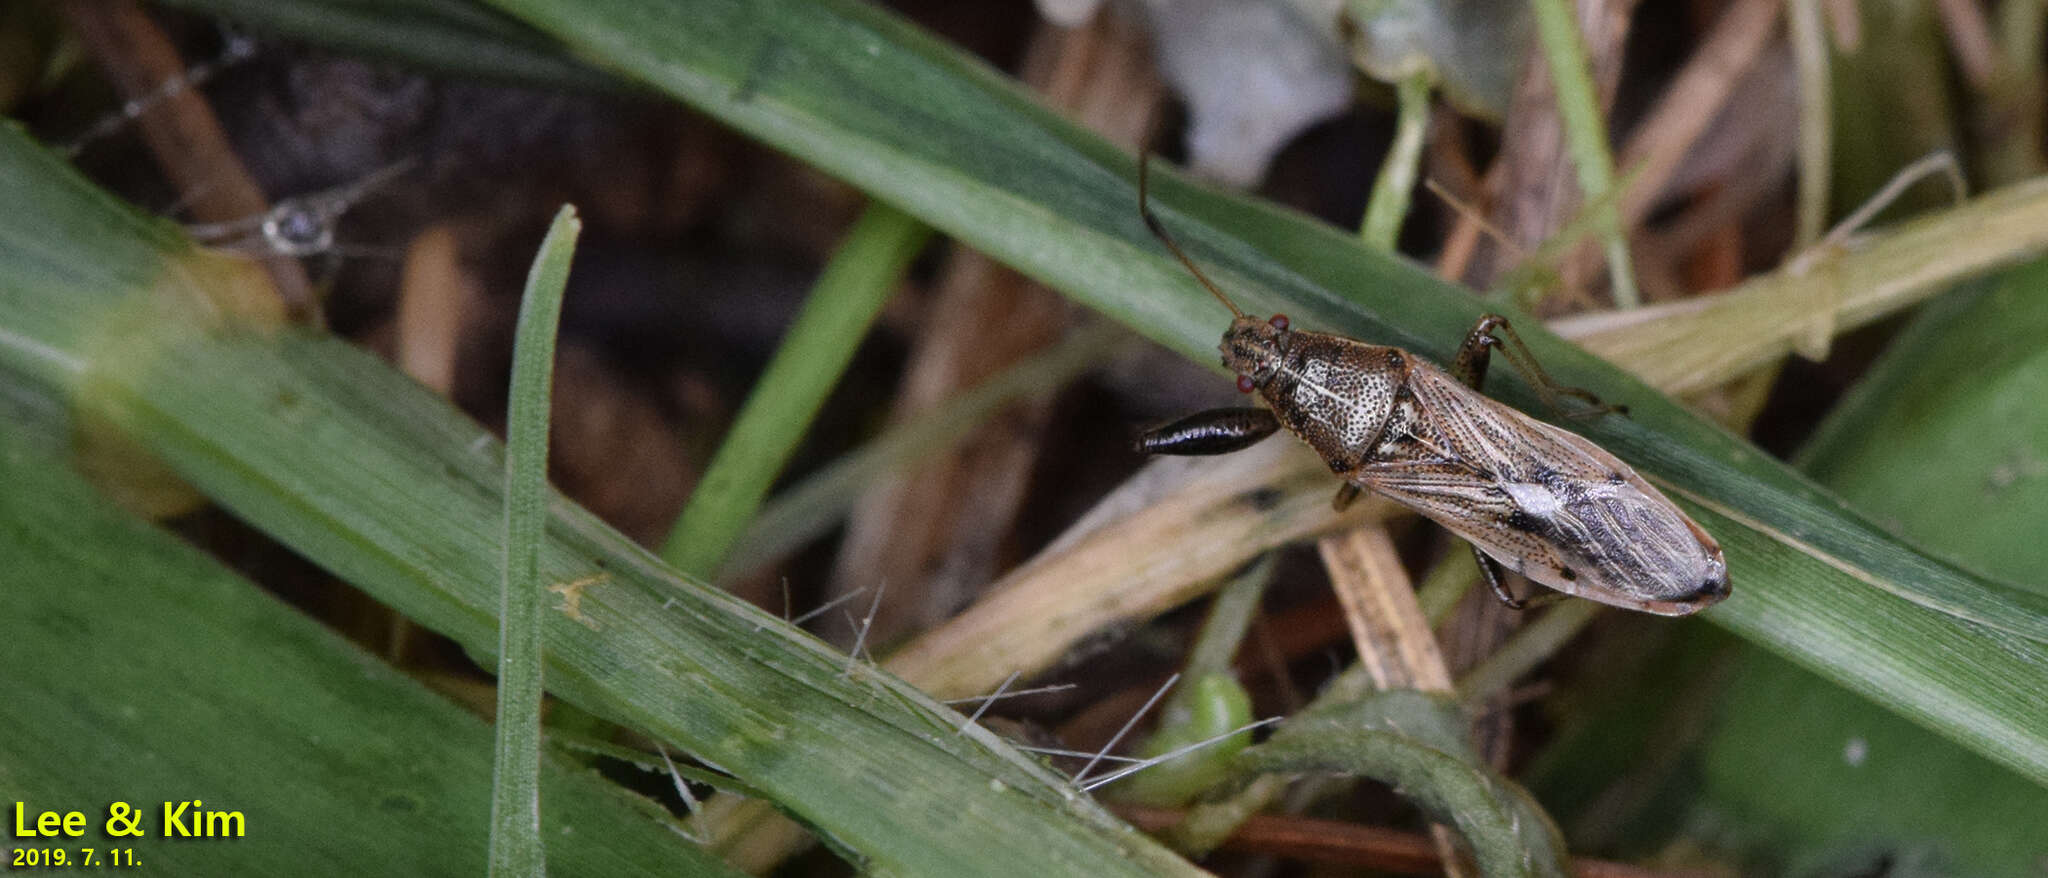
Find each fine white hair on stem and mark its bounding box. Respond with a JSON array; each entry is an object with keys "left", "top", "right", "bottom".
[
  {"left": 1073, "top": 673, "right": 1179, "bottom": 786},
  {"left": 1076, "top": 717, "right": 1281, "bottom": 792},
  {"left": 1423, "top": 177, "right": 1528, "bottom": 260},
  {"left": 0, "top": 326, "right": 86, "bottom": 381},
  {"left": 787, "top": 584, "right": 871, "bottom": 628},
  {"left": 1008, "top": 745, "right": 1145, "bottom": 764},
  {"left": 842, "top": 579, "right": 887, "bottom": 677},
  {"left": 654, "top": 742, "right": 706, "bottom": 842},
  {"left": 942, "top": 683, "right": 1077, "bottom": 705},
  {"left": 957, "top": 671, "right": 1021, "bottom": 735},
  {"left": 838, "top": 612, "right": 866, "bottom": 665}
]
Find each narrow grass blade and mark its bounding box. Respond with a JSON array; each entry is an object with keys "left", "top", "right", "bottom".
[
  {"left": 24, "top": 0, "right": 2048, "bottom": 804},
  {"left": 1787, "top": 0, "right": 1830, "bottom": 245},
  {"left": 0, "top": 126, "right": 1201, "bottom": 878},
  {"left": 422, "top": 0, "right": 2048, "bottom": 642},
  {"left": 661, "top": 200, "right": 928, "bottom": 578},
  {"left": 1238, "top": 690, "right": 1570, "bottom": 878},
  {"left": 154, "top": 0, "right": 617, "bottom": 91},
  {"left": 1528, "top": 0, "right": 1637, "bottom": 306},
  {"left": 491, "top": 205, "right": 580, "bottom": 878},
  {"left": 152, "top": 2, "right": 2048, "bottom": 636},
  {"left": 720, "top": 320, "right": 1123, "bottom": 582},
  {"left": 0, "top": 432, "right": 740, "bottom": 877},
  {"left": 1797, "top": 269, "right": 2048, "bottom": 590},
  {"left": 1359, "top": 72, "right": 1431, "bottom": 251}
]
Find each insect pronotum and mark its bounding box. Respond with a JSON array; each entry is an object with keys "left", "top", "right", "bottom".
[{"left": 1133, "top": 159, "right": 1729, "bottom": 616}]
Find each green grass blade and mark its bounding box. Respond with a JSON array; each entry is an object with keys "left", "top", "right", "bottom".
[
  {"left": 439, "top": 0, "right": 2048, "bottom": 628},
  {"left": 1787, "top": 0, "right": 1831, "bottom": 246},
  {"left": 1797, "top": 268, "right": 2048, "bottom": 591},
  {"left": 660, "top": 201, "right": 929, "bottom": 578},
  {"left": 26, "top": 0, "right": 2048, "bottom": 793},
  {"left": 1239, "top": 690, "right": 1571, "bottom": 877},
  {"left": 408, "top": 0, "right": 2048, "bottom": 777},
  {"left": 720, "top": 320, "right": 1123, "bottom": 582},
  {"left": 0, "top": 125, "right": 1201, "bottom": 878},
  {"left": 491, "top": 205, "right": 581, "bottom": 878},
  {"left": 0, "top": 431, "right": 740, "bottom": 877},
  {"left": 1360, "top": 73, "right": 1431, "bottom": 251},
  {"left": 154, "top": 0, "right": 618, "bottom": 91},
  {"left": 1527, "top": 0, "right": 1637, "bottom": 306},
  {"left": 1526, "top": 265, "right": 2048, "bottom": 870},
  {"left": 1701, "top": 645, "right": 2048, "bottom": 874}
]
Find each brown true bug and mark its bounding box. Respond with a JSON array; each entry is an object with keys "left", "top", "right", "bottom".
[{"left": 1132, "top": 159, "right": 1728, "bottom": 616}]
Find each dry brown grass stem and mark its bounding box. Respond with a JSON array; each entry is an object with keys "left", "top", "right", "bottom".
[
  {"left": 876, "top": 166, "right": 2048, "bottom": 734},
  {"left": 1559, "top": 172, "right": 2048, "bottom": 394},
  {"left": 822, "top": 6, "right": 1163, "bottom": 645},
  {"left": 1935, "top": 0, "right": 2002, "bottom": 88},
  {"left": 1616, "top": 0, "right": 1784, "bottom": 227},
  {"left": 1318, "top": 526, "right": 1453, "bottom": 692},
  {"left": 1317, "top": 526, "right": 1463, "bottom": 871}
]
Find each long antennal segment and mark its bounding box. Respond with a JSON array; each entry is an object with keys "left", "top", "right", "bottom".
[{"left": 1138, "top": 156, "right": 1245, "bottom": 319}]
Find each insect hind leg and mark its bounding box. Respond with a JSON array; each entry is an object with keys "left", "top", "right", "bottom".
[
  {"left": 1453, "top": 314, "right": 1628, "bottom": 420},
  {"left": 1470, "top": 545, "right": 1567, "bottom": 611}
]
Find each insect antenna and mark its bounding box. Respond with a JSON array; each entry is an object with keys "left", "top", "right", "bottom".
[{"left": 1137, "top": 156, "right": 1245, "bottom": 319}]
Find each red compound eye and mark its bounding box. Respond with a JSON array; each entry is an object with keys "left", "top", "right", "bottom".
[
  {"left": 1237, "top": 374, "right": 1257, "bottom": 393},
  {"left": 1269, "top": 314, "right": 1290, "bottom": 331}
]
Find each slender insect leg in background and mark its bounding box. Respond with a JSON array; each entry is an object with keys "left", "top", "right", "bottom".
[
  {"left": 1452, "top": 314, "right": 1626, "bottom": 418},
  {"left": 1453, "top": 315, "right": 1579, "bottom": 611},
  {"left": 1471, "top": 544, "right": 1527, "bottom": 609},
  {"left": 1331, "top": 482, "right": 1362, "bottom": 512},
  {"left": 1135, "top": 408, "right": 1280, "bottom": 455}
]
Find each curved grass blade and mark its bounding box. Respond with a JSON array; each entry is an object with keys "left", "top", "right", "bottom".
[
  {"left": 720, "top": 319, "right": 1124, "bottom": 583},
  {"left": 1238, "top": 690, "right": 1570, "bottom": 878},
  {"left": 0, "top": 432, "right": 741, "bottom": 877},
  {"left": 660, "top": 200, "right": 929, "bottom": 578},
  {"left": 1798, "top": 269, "right": 2048, "bottom": 592},
  {"left": 158, "top": 0, "right": 2048, "bottom": 633},
  {"left": 442, "top": 0, "right": 2048, "bottom": 640},
  {"left": 0, "top": 125, "right": 1204, "bottom": 878},
  {"left": 491, "top": 204, "right": 580, "bottom": 878},
  {"left": 155, "top": 0, "right": 618, "bottom": 91},
  {"left": 136, "top": 0, "right": 2048, "bottom": 783}
]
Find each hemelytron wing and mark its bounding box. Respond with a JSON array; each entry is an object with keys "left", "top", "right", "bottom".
[
  {"left": 1132, "top": 155, "right": 1728, "bottom": 616},
  {"left": 1348, "top": 360, "right": 1728, "bottom": 615}
]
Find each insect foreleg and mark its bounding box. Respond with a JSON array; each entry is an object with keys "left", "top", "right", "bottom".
[
  {"left": 1136, "top": 407, "right": 1280, "bottom": 455},
  {"left": 1453, "top": 314, "right": 1626, "bottom": 419},
  {"left": 1332, "top": 483, "right": 1362, "bottom": 512}
]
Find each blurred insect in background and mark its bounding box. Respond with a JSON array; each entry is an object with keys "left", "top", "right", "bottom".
[
  {"left": 1132, "top": 158, "right": 1729, "bottom": 616},
  {"left": 184, "top": 158, "right": 415, "bottom": 259},
  {"left": 60, "top": 24, "right": 414, "bottom": 266}
]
